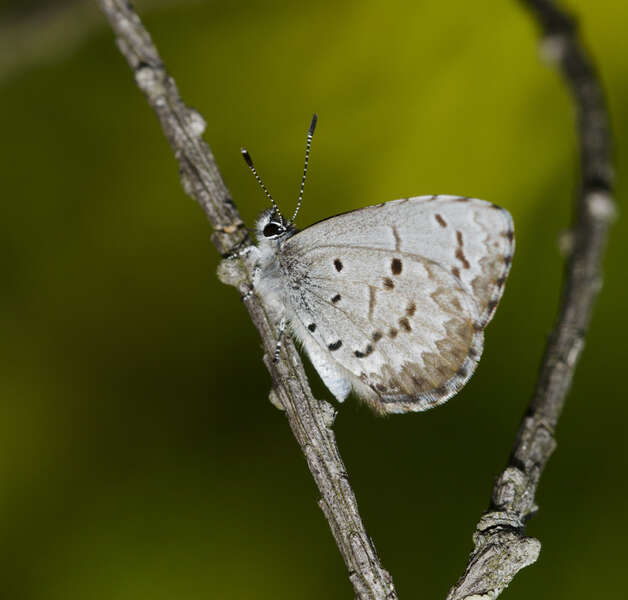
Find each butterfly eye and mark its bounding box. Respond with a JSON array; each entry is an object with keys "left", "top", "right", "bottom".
[{"left": 263, "top": 222, "right": 284, "bottom": 237}]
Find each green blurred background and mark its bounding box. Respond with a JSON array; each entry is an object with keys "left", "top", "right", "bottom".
[{"left": 1, "top": 0, "right": 627, "bottom": 598}]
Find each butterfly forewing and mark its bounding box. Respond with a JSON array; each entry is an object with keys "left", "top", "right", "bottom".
[
  {"left": 288, "top": 195, "right": 514, "bottom": 326},
  {"left": 280, "top": 195, "right": 513, "bottom": 414}
]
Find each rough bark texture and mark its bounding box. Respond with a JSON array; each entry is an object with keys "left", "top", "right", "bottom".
[
  {"left": 97, "top": 1, "right": 398, "bottom": 599},
  {"left": 446, "top": 2, "right": 615, "bottom": 598}
]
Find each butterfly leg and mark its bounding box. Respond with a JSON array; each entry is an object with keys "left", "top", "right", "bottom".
[
  {"left": 240, "top": 258, "right": 264, "bottom": 302},
  {"left": 224, "top": 241, "right": 257, "bottom": 261},
  {"left": 272, "top": 316, "right": 287, "bottom": 363},
  {"left": 241, "top": 284, "right": 255, "bottom": 301}
]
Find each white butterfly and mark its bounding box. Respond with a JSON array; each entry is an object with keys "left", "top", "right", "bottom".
[{"left": 239, "top": 115, "right": 514, "bottom": 415}]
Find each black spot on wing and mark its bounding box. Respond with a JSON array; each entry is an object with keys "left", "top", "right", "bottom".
[
  {"left": 391, "top": 258, "right": 402, "bottom": 275},
  {"left": 308, "top": 323, "right": 316, "bottom": 332},
  {"left": 354, "top": 344, "right": 374, "bottom": 359},
  {"left": 331, "top": 294, "right": 341, "bottom": 304},
  {"left": 328, "top": 340, "right": 342, "bottom": 351},
  {"left": 333, "top": 259, "right": 343, "bottom": 272}
]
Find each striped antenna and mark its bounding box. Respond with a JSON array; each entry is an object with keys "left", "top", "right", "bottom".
[
  {"left": 241, "top": 148, "right": 284, "bottom": 224},
  {"left": 288, "top": 113, "right": 317, "bottom": 226}
]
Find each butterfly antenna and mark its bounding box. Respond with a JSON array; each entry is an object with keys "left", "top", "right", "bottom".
[
  {"left": 241, "top": 148, "right": 284, "bottom": 225},
  {"left": 288, "top": 113, "right": 317, "bottom": 226}
]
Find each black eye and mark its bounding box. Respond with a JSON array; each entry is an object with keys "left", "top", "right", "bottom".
[{"left": 263, "top": 222, "right": 283, "bottom": 237}]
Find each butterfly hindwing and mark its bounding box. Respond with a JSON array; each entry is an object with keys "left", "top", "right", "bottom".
[
  {"left": 282, "top": 244, "right": 480, "bottom": 414},
  {"left": 279, "top": 195, "right": 512, "bottom": 414}
]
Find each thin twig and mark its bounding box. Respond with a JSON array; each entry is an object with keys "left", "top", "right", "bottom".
[
  {"left": 96, "top": 1, "right": 397, "bottom": 598},
  {"left": 447, "top": 2, "right": 615, "bottom": 599}
]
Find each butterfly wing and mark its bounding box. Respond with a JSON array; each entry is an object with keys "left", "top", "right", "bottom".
[{"left": 280, "top": 195, "right": 514, "bottom": 414}]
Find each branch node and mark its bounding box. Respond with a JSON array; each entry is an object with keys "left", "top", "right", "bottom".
[
  {"left": 557, "top": 229, "right": 574, "bottom": 257},
  {"left": 134, "top": 63, "right": 166, "bottom": 100},
  {"left": 447, "top": 529, "right": 540, "bottom": 600},
  {"left": 268, "top": 387, "right": 285, "bottom": 411},
  {"left": 185, "top": 107, "right": 207, "bottom": 137},
  {"left": 539, "top": 33, "right": 568, "bottom": 65},
  {"left": 586, "top": 190, "right": 616, "bottom": 222}
]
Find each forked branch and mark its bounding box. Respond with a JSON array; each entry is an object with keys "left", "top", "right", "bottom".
[{"left": 446, "top": 2, "right": 615, "bottom": 598}]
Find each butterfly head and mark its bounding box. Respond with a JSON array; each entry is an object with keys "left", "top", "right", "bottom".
[{"left": 255, "top": 208, "right": 296, "bottom": 245}]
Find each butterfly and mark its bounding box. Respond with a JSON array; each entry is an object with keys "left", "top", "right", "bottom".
[{"left": 239, "top": 115, "right": 514, "bottom": 415}]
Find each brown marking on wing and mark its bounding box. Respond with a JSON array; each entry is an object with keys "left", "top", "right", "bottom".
[
  {"left": 456, "top": 248, "right": 471, "bottom": 269},
  {"left": 368, "top": 285, "right": 377, "bottom": 320},
  {"left": 392, "top": 225, "right": 402, "bottom": 252},
  {"left": 399, "top": 317, "right": 412, "bottom": 332},
  {"left": 455, "top": 230, "right": 471, "bottom": 269}
]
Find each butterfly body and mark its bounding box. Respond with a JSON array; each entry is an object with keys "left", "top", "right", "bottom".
[{"left": 249, "top": 195, "right": 514, "bottom": 415}]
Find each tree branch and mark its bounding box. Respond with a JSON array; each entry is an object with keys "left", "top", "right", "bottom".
[
  {"left": 97, "top": 1, "right": 397, "bottom": 598},
  {"left": 446, "top": 2, "right": 615, "bottom": 599}
]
